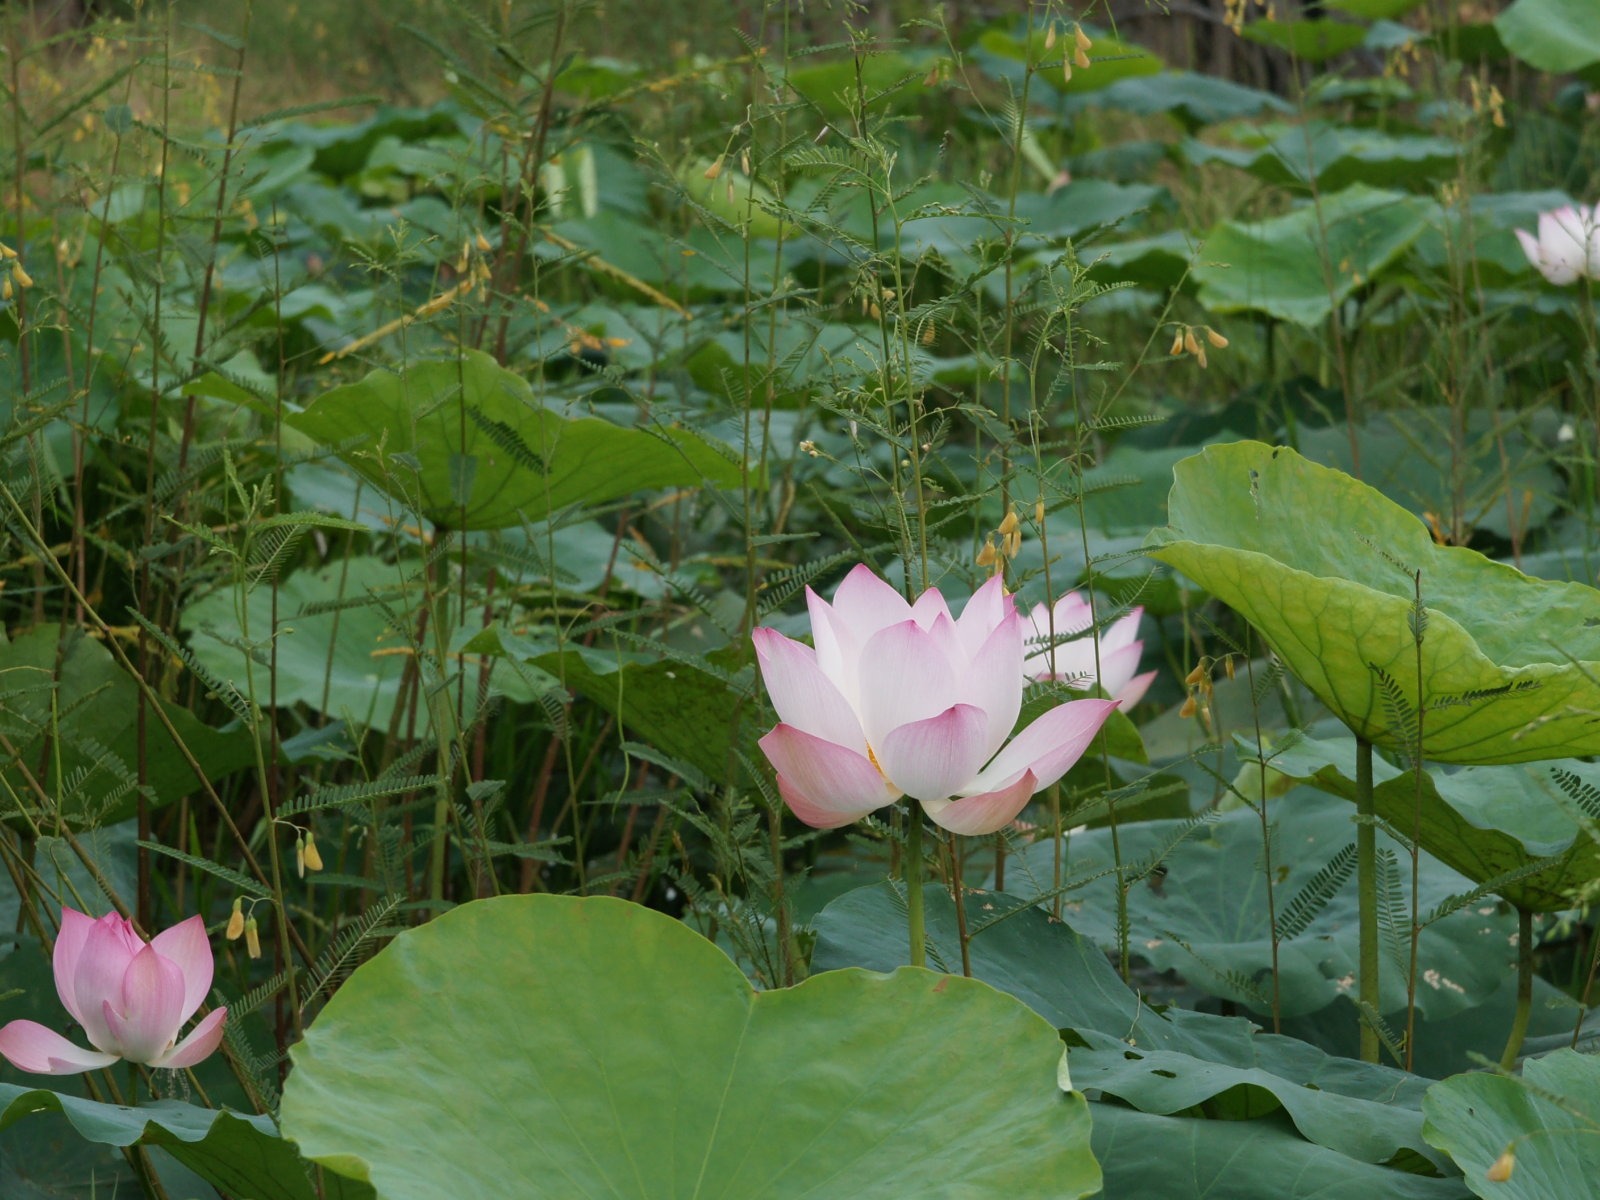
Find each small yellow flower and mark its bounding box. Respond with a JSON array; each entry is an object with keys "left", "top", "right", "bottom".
[
  {"left": 244, "top": 917, "right": 261, "bottom": 960},
  {"left": 225, "top": 898, "right": 245, "bottom": 941}
]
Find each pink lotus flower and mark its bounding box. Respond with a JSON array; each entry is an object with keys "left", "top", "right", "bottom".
[
  {"left": 753, "top": 564, "right": 1117, "bottom": 835},
  {"left": 0, "top": 908, "right": 226, "bottom": 1075},
  {"left": 1025, "top": 592, "right": 1157, "bottom": 708},
  {"left": 1515, "top": 204, "right": 1600, "bottom": 285}
]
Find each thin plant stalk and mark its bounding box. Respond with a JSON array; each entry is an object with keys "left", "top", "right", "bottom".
[
  {"left": 1356, "top": 734, "right": 1381, "bottom": 1064},
  {"left": 1500, "top": 907, "right": 1535, "bottom": 1071},
  {"left": 905, "top": 803, "right": 926, "bottom": 969}
]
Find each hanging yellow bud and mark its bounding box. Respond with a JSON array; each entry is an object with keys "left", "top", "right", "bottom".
[
  {"left": 1075, "top": 24, "right": 1093, "bottom": 52},
  {"left": 1487, "top": 1149, "right": 1515, "bottom": 1183},
  {"left": 0, "top": 242, "right": 15, "bottom": 259},
  {"left": 11, "top": 263, "right": 32, "bottom": 289},
  {"left": 1223, "top": 655, "right": 1237, "bottom": 680},
  {"left": 225, "top": 898, "right": 245, "bottom": 941},
  {"left": 303, "top": 829, "right": 324, "bottom": 873},
  {"left": 1, "top": 277, "right": 10, "bottom": 302},
  {"left": 704, "top": 157, "right": 723, "bottom": 180},
  {"left": 1185, "top": 662, "right": 1209, "bottom": 686},
  {"left": 1195, "top": 341, "right": 1209, "bottom": 369},
  {"left": 1044, "top": 22, "right": 1057, "bottom": 50},
  {"left": 976, "top": 538, "right": 998, "bottom": 569},
  {"left": 998, "top": 509, "right": 1020, "bottom": 537},
  {"left": 295, "top": 831, "right": 306, "bottom": 879},
  {"left": 1206, "top": 327, "right": 1229, "bottom": 349},
  {"left": 1034, "top": 498, "right": 1046, "bottom": 525},
  {"left": 1183, "top": 328, "right": 1202, "bottom": 357},
  {"left": 475, "top": 231, "right": 492, "bottom": 252},
  {"left": 1062, "top": 59, "right": 1073, "bottom": 83},
  {"left": 1170, "top": 330, "right": 1186, "bottom": 356},
  {"left": 245, "top": 917, "right": 261, "bottom": 959},
  {"left": 1179, "top": 694, "right": 1198, "bottom": 719},
  {"left": 1074, "top": 45, "right": 1091, "bottom": 69},
  {"left": 921, "top": 322, "right": 936, "bottom": 346}
]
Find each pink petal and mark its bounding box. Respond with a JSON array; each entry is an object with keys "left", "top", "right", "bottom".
[
  {"left": 959, "top": 609, "right": 1024, "bottom": 757},
  {"left": 856, "top": 619, "right": 959, "bottom": 746},
  {"left": 922, "top": 770, "right": 1039, "bottom": 836},
  {"left": 758, "top": 724, "right": 899, "bottom": 825},
  {"left": 1102, "top": 608, "right": 1145, "bottom": 655},
  {"left": 909, "top": 587, "right": 952, "bottom": 630},
  {"left": 151, "top": 1007, "right": 227, "bottom": 1070},
  {"left": 805, "top": 585, "right": 845, "bottom": 683},
  {"left": 776, "top": 774, "right": 878, "bottom": 830},
  {"left": 72, "top": 913, "right": 143, "bottom": 1053},
  {"left": 102, "top": 944, "right": 187, "bottom": 1065},
  {"left": 875, "top": 704, "right": 989, "bottom": 802},
  {"left": 1116, "top": 669, "right": 1158, "bottom": 709},
  {"left": 0, "top": 1019, "right": 120, "bottom": 1075},
  {"left": 1514, "top": 227, "right": 1541, "bottom": 270},
  {"left": 752, "top": 627, "right": 868, "bottom": 752},
  {"left": 955, "top": 574, "right": 1011, "bottom": 659},
  {"left": 1048, "top": 592, "right": 1094, "bottom": 636},
  {"left": 1095, "top": 641, "right": 1147, "bottom": 698},
  {"left": 149, "top": 915, "right": 214, "bottom": 1023},
  {"left": 969, "top": 698, "right": 1119, "bottom": 793},
  {"left": 829, "top": 564, "right": 913, "bottom": 647},
  {"left": 51, "top": 907, "right": 96, "bottom": 1027}
]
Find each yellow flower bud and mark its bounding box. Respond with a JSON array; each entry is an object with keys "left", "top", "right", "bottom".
[
  {"left": 1074, "top": 46, "right": 1091, "bottom": 69},
  {"left": 998, "top": 509, "right": 1020, "bottom": 536},
  {"left": 1, "top": 277, "right": 10, "bottom": 302},
  {"left": 1487, "top": 1149, "right": 1515, "bottom": 1183},
  {"left": 303, "top": 829, "right": 324, "bottom": 873},
  {"left": 475, "top": 231, "right": 492, "bottom": 252},
  {"left": 976, "top": 538, "right": 998, "bottom": 568},
  {"left": 1044, "top": 23, "right": 1057, "bottom": 50},
  {"left": 245, "top": 917, "right": 261, "bottom": 959},
  {"left": 295, "top": 833, "right": 305, "bottom": 879},
  {"left": 1179, "top": 694, "right": 1198, "bottom": 719},
  {"left": 704, "top": 158, "right": 723, "bottom": 180},
  {"left": 1183, "top": 328, "right": 1202, "bottom": 357},
  {"left": 1062, "top": 60, "right": 1073, "bottom": 83},
  {"left": 1206, "top": 327, "right": 1229, "bottom": 349},
  {"left": 1075, "top": 24, "right": 1093, "bottom": 52},
  {"left": 1034, "top": 498, "right": 1046, "bottom": 525},
  {"left": 1170, "top": 330, "right": 1186, "bottom": 357},
  {"left": 11, "top": 263, "right": 33, "bottom": 289},
  {"left": 225, "top": 898, "right": 245, "bottom": 941}
]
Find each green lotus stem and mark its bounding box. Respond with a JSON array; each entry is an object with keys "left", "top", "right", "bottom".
[
  {"left": 906, "top": 803, "right": 926, "bottom": 969},
  {"left": 1500, "top": 907, "right": 1534, "bottom": 1071},
  {"left": 1356, "top": 736, "right": 1380, "bottom": 1064}
]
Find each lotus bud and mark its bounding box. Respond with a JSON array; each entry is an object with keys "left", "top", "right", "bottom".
[
  {"left": 225, "top": 898, "right": 245, "bottom": 941},
  {"left": 303, "top": 829, "right": 324, "bottom": 873},
  {"left": 245, "top": 917, "right": 261, "bottom": 960}
]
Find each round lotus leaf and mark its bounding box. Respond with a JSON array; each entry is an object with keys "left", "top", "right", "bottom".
[
  {"left": 280, "top": 894, "right": 1099, "bottom": 1200},
  {"left": 1147, "top": 441, "right": 1600, "bottom": 764}
]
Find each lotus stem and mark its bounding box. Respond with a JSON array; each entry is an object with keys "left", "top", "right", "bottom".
[
  {"left": 1356, "top": 735, "right": 1380, "bottom": 1064},
  {"left": 1500, "top": 907, "right": 1534, "bottom": 1072},
  {"left": 906, "top": 803, "right": 926, "bottom": 969}
]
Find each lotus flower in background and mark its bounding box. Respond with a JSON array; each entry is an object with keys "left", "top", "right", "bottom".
[
  {"left": 753, "top": 564, "right": 1117, "bottom": 835},
  {"left": 1515, "top": 204, "right": 1600, "bottom": 285},
  {"left": 1025, "top": 592, "right": 1157, "bottom": 708},
  {"left": 0, "top": 908, "right": 226, "bottom": 1075}
]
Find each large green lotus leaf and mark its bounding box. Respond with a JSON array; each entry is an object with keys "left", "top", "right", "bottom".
[
  {"left": 0, "top": 627, "right": 254, "bottom": 827},
  {"left": 0, "top": 1086, "right": 369, "bottom": 1200},
  {"left": 1422, "top": 1051, "right": 1600, "bottom": 1200},
  {"left": 287, "top": 349, "right": 743, "bottom": 529},
  {"left": 1192, "top": 188, "right": 1431, "bottom": 325},
  {"left": 1146, "top": 441, "right": 1600, "bottom": 762},
  {"left": 1002, "top": 790, "right": 1514, "bottom": 1019},
  {"left": 1094, "top": 1105, "right": 1471, "bottom": 1200},
  {"left": 1495, "top": 0, "right": 1600, "bottom": 72},
  {"left": 181, "top": 556, "right": 424, "bottom": 730},
  {"left": 1058, "top": 71, "right": 1292, "bottom": 130},
  {"left": 1239, "top": 18, "right": 1369, "bottom": 60},
  {"left": 1267, "top": 736, "right": 1600, "bottom": 911},
  {"left": 812, "top": 883, "right": 1447, "bottom": 1169},
  {"left": 280, "top": 894, "right": 1099, "bottom": 1200},
  {"left": 1185, "top": 124, "right": 1459, "bottom": 193}
]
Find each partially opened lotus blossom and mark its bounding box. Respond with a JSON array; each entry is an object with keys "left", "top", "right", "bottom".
[
  {"left": 1515, "top": 204, "right": 1600, "bottom": 285},
  {"left": 1025, "top": 592, "right": 1157, "bottom": 708},
  {"left": 0, "top": 908, "right": 226, "bottom": 1075},
  {"left": 753, "top": 564, "right": 1117, "bottom": 835}
]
